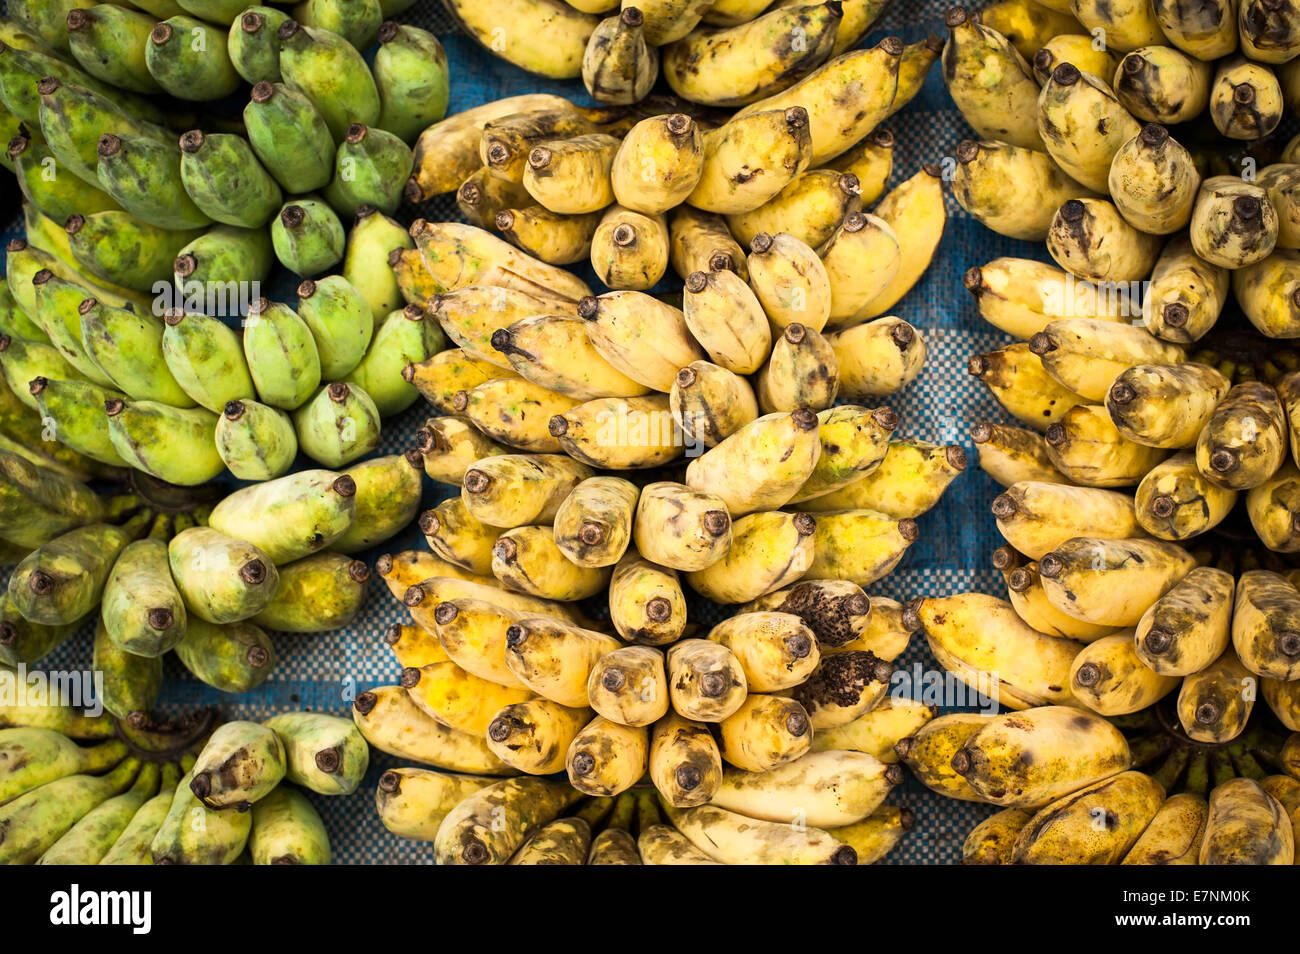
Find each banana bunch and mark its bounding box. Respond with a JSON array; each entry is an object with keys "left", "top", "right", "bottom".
[
  {"left": 0, "top": 703, "right": 362, "bottom": 864},
  {"left": 1, "top": 4, "right": 459, "bottom": 485}
]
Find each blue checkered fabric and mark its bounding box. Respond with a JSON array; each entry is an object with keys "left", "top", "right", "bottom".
[{"left": 0, "top": 0, "right": 1064, "bottom": 863}]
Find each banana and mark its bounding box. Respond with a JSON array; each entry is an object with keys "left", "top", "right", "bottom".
[
  {"left": 641, "top": 0, "right": 718, "bottom": 42},
  {"left": 0, "top": 449, "right": 105, "bottom": 550},
  {"left": 942, "top": 7, "right": 1042, "bottom": 149},
  {"left": 492, "top": 525, "right": 612, "bottom": 601},
  {"left": 1037, "top": 64, "right": 1142, "bottom": 193},
  {"left": 0, "top": 757, "right": 142, "bottom": 865},
  {"left": 458, "top": 168, "right": 531, "bottom": 229},
  {"left": 1012, "top": 770, "right": 1166, "bottom": 864},
  {"left": 1135, "top": 566, "right": 1235, "bottom": 676},
  {"left": 554, "top": 476, "right": 638, "bottom": 568},
  {"left": 578, "top": 290, "right": 705, "bottom": 392},
  {"left": 583, "top": 9, "right": 657, "bottom": 105},
  {"left": 590, "top": 206, "right": 670, "bottom": 290},
  {"left": 1031, "top": 35, "right": 1119, "bottom": 85},
  {"left": 1046, "top": 405, "right": 1166, "bottom": 487},
  {"left": 332, "top": 451, "right": 423, "bottom": 554},
  {"left": 550, "top": 394, "right": 682, "bottom": 469},
  {"left": 609, "top": 113, "right": 702, "bottom": 215},
  {"left": 486, "top": 698, "right": 591, "bottom": 775},
  {"left": 272, "top": 198, "right": 344, "bottom": 276},
  {"left": 173, "top": 618, "right": 276, "bottom": 693},
  {"left": 494, "top": 206, "right": 602, "bottom": 266},
  {"left": 425, "top": 598, "right": 525, "bottom": 686},
  {"left": 800, "top": 439, "right": 963, "bottom": 518},
  {"left": 481, "top": 108, "right": 599, "bottom": 184},
  {"left": 99, "top": 763, "right": 184, "bottom": 866},
  {"left": 711, "top": 749, "right": 901, "bottom": 829},
  {"left": 376, "top": 768, "right": 493, "bottom": 841},
  {"left": 666, "top": 638, "right": 748, "bottom": 722},
  {"left": 504, "top": 616, "right": 621, "bottom": 708},
  {"left": 247, "top": 786, "right": 329, "bottom": 865},
  {"left": 1046, "top": 197, "right": 1164, "bottom": 283},
  {"left": 682, "top": 510, "right": 815, "bottom": 604},
  {"left": 415, "top": 418, "right": 509, "bottom": 487},
  {"left": 742, "top": 579, "right": 872, "bottom": 651},
  {"left": 9, "top": 522, "right": 133, "bottom": 626},
  {"left": 1136, "top": 452, "right": 1237, "bottom": 540},
  {"left": 1122, "top": 792, "right": 1208, "bottom": 865},
  {"left": 461, "top": 454, "right": 592, "bottom": 527},
  {"left": 912, "top": 593, "right": 1084, "bottom": 710},
  {"left": 1107, "top": 362, "right": 1230, "bottom": 450},
  {"left": 27, "top": 271, "right": 119, "bottom": 388},
  {"left": 1070, "top": 631, "right": 1179, "bottom": 715},
  {"left": 1210, "top": 56, "right": 1284, "bottom": 141},
  {"left": 263, "top": 712, "right": 367, "bottom": 796},
  {"left": 240, "top": 300, "right": 322, "bottom": 415},
  {"left": 1113, "top": 50, "right": 1212, "bottom": 126},
  {"left": 1176, "top": 647, "right": 1255, "bottom": 743},
  {"left": 1191, "top": 176, "right": 1279, "bottom": 268},
  {"left": 814, "top": 212, "right": 900, "bottom": 328},
  {"left": 1031, "top": 319, "right": 1185, "bottom": 403},
  {"left": 409, "top": 219, "right": 593, "bottom": 301},
  {"left": 454, "top": 378, "right": 580, "bottom": 453},
  {"left": 663, "top": 800, "right": 855, "bottom": 864},
  {"left": 952, "top": 140, "right": 1092, "bottom": 242},
  {"left": 746, "top": 231, "right": 832, "bottom": 333},
  {"left": 609, "top": 552, "right": 687, "bottom": 646},
  {"left": 101, "top": 538, "right": 185, "bottom": 658},
  {"left": 1240, "top": 0, "right": 1300, "bottom": 62},
  {"left": 386, "top": 622, "right": 449, "bottom": 670},
  {"left": 663, "top": 2, "right": 841, "bottom": 107},
  {"left": 11, "top": 133, "right": 122, "bottom": 225},
  {"left": 669, "top": 206, "right": 748, "bottom": 280},
  {"left": 77, "top": 298, "right": 190, "bottom": 406},
  {"left": 686, "top": 107, "right": 814, "bottom": 214},
  {"left": 435, "top": 776, "right": 579, "bottom": 865},
  {"left": 523, "top": 133, "right": 620, "bottom": 216},
  {"left": 786, "top": 406, "right": 896, "bottom": 505},
  {"left": 27, "top": 377, "right": 127, "bottom": 469},
  {"left": 0, "top": 592, "right": 77, "bottom": 666},
  {"left": 0, "top": 728, "right": 126, "bottom": 804},
  {"left": 1232, "top": 570, "right": 1300, "bottom": 680},
  {"left": 992, "top": 481, "right": 1141, "bottom": 560},
  {"left": 165, "top": 526, "right": 279, "bottom": 626},
  {"left": 207, "top": 469, "right": 357, "bottom": 565},
  {"left": 587, "top": 645, "right": 669, "bottom": 727},
  {"left": 649, "top": 712, "right": 722, "bottom": 807},
  {"left": 1110, "top": 125, "right": 1202, "bottom": 238},
  {"left": 0, "top": 700, "right": 114, "bottom": 739},
  {"left": 811, "top": 697, "right": 933, "bottom": 761},
  {"left": 681, "top": 268, "right": 771, "bottom": 375},
  {"left": 792, "top": 649, "right": 892, "bottom": 729},
  {"left": 972, "top": 420, "right": 1070, "bottom": 486},
  {"left": 566, "top": 716, "right": 648, "bottom": 796},
  {"left": 188, "top": 721, "right": 285, "bottom": 811},
  {"left": 1038, "top": 536, "right": 1197, "bottom": 626},
  {"left": 895, "top": 712, "right": 995, "bottom": 801},
  {"left": 1248, "top": 460, "right": 1300, "bottom": 550},
  {"left": 829, "top": 316, "right": 926, "bottom": 399},
  {"left": 756, "top": 323, "right": 839, "bottom": 413},
  {"left": 402, "top": 660, "right": 533, "bottom": 736},
  {"left": 951, "top": 705, "right": 1131, "bottom": 808},
  {"left": 252, "top": 552, "right": 368, "bottom": 632},
  {"left": 433, "top": 286, "right": 572, "bottom": 369},
  {"left": 830, "top": 804, "right": 912, "bottom": 863},
  {"left": 160, "top": 310, "right": 255, "bottom": 414},
  {"left": 352, "top": 687, "right": 516, "bottom": 775},
  {"left": 800, "top": 510, "right": 917, "bottom": 585},
  {"left": 406, "top": 348, "right": 516, "bottom": 414},
  {"left": 1004, "top": 558, "right": 1119, "bottom": 642},
  {"left": 443, "top": 0, "right": 595, "bottom": 78},
  {"left": 705, "top": 612, "right": 819, "bottom": 692},
  {"left": 852, "top": 166, "right": 945, "bottom": 318},
  {"left": 716, "top": 693, "right": 812, "bottom": 772},
  {"left": 1263, "top": 678, "right": 1300, "bottom": 731},
  {"left": 824, "top": 128, "right": 893, "bottom": 206},
  {"left": 406, "top": 576, "right": 587, "bottom": 630},
  {"left": 963, "top": 808, "right": 1031, "bottom": 864},
  {"left": 1196, "top": 381, "right": 1287, "bottom": 490},
  {"left": 1153, "top": 0, "right": 1237, "bottom": 59},
  {"left": 728, "top": 169, "right": 861, "bottom": 252},
  {"left": 510, "top": 817, "right": 592, "bottom": 864},
  {"left": 420, "top": 500, "right": 497, "bottom": 576},
  {"left": 1200, "top": 777, "right": 1295, "bottom": 864},
  {"left": 683, "top": 409, "right": 821, "bottom": 516},
  {"left": 670, "top": 361, "right": 759, "bottom": 450}
]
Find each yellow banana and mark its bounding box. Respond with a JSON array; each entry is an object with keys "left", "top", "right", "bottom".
[
  {"left": 460, "top": 453, "right": 593, "bottom": 527},
  {"left": 589, "top": 205, "right": 670, "bottom": 290},
  {"left": 582, "top": 8, "right": 657, "bottom": 105},
  {"left": 852, "top": 167, "right": 946, "bottom": 318},
  {"left": 1190, "top": 176, "right": 1279, "bottom": 268},
  {"left": 800, "top": 509, "right": 918, "bottom": 585},
  {"left": 828, "top": 316, "right": 926, "bottom": 399},
  {"left": 684, "top": 409, "right": 821, "bottom": 516},
  {"left": 970, "top": 420, "right": 1070, "bottom": 486},
  {"left": 1004, "top": 560, "right": 1122, "bottom": 642},
  {"left": 375, "top": 768, "right": 494, "bottom": 841},
  {"left": 1122, "top": 793, "right": 1208, "bottom": 865},
  {"left": 1134, "top": 565, "right": 1235, "bottom": 676},
  {"left": 425, "top": 597, "right": 528, "bottom": 688},
  {"left": 509, "top": 817, "right": 592, "bottom": 864},
  {"left": 566, "top": 716, "right": 647, "bottom": 796},
  {"left": 800, "top": 439, "right": 964, "bottom": 518},
  {"left": 586, "top": 645, "right": 669, "bottom": 727},
  {"left": 895, "top": 712, "right": 994, "bottom": 801},
  {"left": 409, "top": 219, "right": 592, "bottom": 301},
  {"left": 1199, "top": 778, "right": 1295, "bottom": 865},
  {"left": 452, "top": 376, "right": 580, "bottom": 453},
  {"left": 611, "top": 114, "right": 704, "bottom": 215},
  {"left": 1195, "top": 381, "right": 1287, "bottom": 491},
  {"left": 401, "top": 660, "right": 533, "bottom": 736},
  {"left": 1046, "top": 198, "right": 1165, "bottom": 283},
  {"left": 671, "top": 361, "right": 760, "bottom": 449},
  {"left": 486, "top": 698, "right": 592, "bottom": 775},
  {"left": 666, "top": 638, "right": 748, "bottom": 722},
  {"left": 433, "top": 776, "right": 580, "bottom": 865},
  {"left": 1210, "top": 56, "right": 1284, "bottom": 142},
  {"left": 756, "top": 323, "right": 839, "bottom": 413},
  {"left": 406, "top": 347, "right": 518, "bottom": 414},
  {"left": 504, "top": 615, "right": 621, "bottom": 707},
  {"left": 828, "top": 804, "right": 912, "bottom": 863},
  {"left": 681, "top": 267, "right": 772, "bottom": 374},
  {"left": 963, "top": 808, "right": 1032, "bottom": 864},
  {"left": 1012, "top": 771, "right": 1165, "bottom": 864},
  {"left": 1038, "top": 63, "right": 1142, "bottom": 192},
  {"left": 1247, "top": 461, "right": 1300, "bottom": 551},
  {"left": 1070, "top": 632, "right": 1180, "bottom": 715},
  {"left": 992, "top": 480, "right": 1141, "bottom": 559},
  {"left": 441, "top": 0, "right": 596, "bottom": 79},
  {"left": 792, "top": 650, "right": 892, "bottom": 729},
  {"left": 1232, "top": 570, "right": 1300, "bottom": 680},
  {"left": 492, "top": 526, "right": 611, "bottom": 601},
  {"left": 952, "top": 140, "right": 1093, "bottom": 241},
  {"left": 669, "top": 206, "right": 748, "bottom": 280},
  {"left": 549, "top": 394, "right": 684, "bottom": 470},
  {"left": 788, "top": 405, "right": 897, "bottom": 505},
  {"left": 553, "top": 476, "right": 638, "bottom": 568},
  {"left": 819, "top": 211, "right": 901, "bottom": 328},
  {"left": 633, "top": 481, "right": 733, "bottom": 572},
  {"left": 941, "top": 7, "right": 1042, "bottom": 149},
  {"left": 663, "top": 800, "right": 856, "bottom": 864},
  {"left": 686, "top": 511, "right": 818, "bottom": 603},
  {"left": 578, "top": 290, "right": 705, "bottom": 392},
  {"left": 968, "top": 343, "right": 1086, "bottom": 431},
  {"left": 711, "top": 749, "right": 902, "bottom": 828},
  {"left": 1044, "top": 404, "right": 1169, "bottom": 487},
  {"left": 746, "top": 230, "right": 833, "bottom": 332},
  {"left": 716, "top": 693, "right": 813, "bottom": 772},
  {"left": 1031, "top": 35, "right": 1119, "bottom": 85},
  {"left": 726, "top": 169, "right": 862, "bottom": 251},
  {"left": 374, "top": 550, "right": 496, "bottom": 600},
  {"left": 1113, "top": 50, "right": 1212, "bottom": 127},
  {"left": 351, "top": 686, "right": 516, "bottom": 775},
  {"left": 685, "top": 107, "right": 813, "bottom": 214},
  {"left": 822, "top": 128, "right": 893, "bottom": 206},
  {"left": 963, "top": 256, "right": 1131, "bottom": 340},
  {"left": 1038, "top": 536, "right": 1197, "bottom": 626},
  {"left": 1176, "top": 647, "right": 1256, "bottom": 743},
  {"left": 811, "top": 697, "right": 934, "bottom": 761},
  {"left": 493, "top": 206, "right": 601, "bottom": 266},
  {"left": 706, "top": 611, "right": 820, "bottom": 692},
  {"left": 1135, "top": 452, "right": 1237, "bottom": 540},
  {"left": 1106, "top": 362, "right": 1230, "bottom": 449},
  {"left": 415, "top": 416, "right": 510, "bottom": 486},
  {"left": 740, "top": 578, "right": 872, "bottom": 650},
  {"left": 609, "top": 551, "right": 687, "bottom": 646},
  {"left": 420, "top": 499, "right": 497, "bottom": 576},
  {"left": 649, "top": 711, "right": 723, "bottom": 807}
]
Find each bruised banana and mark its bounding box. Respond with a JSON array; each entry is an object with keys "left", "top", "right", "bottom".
[
  {"left": 1038, "top": 536, "right": 1198, "bottom": 627},
  {"left": 942, "top": 7, "right": 1041, "bottom": 149},
  {"left": 1136, "top": 452, "right": 1237, "bottom": 540}
]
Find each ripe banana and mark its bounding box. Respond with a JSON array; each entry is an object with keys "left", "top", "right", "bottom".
[{"left": 1135, "top": 566, "right": 1235, "bottom": 676}]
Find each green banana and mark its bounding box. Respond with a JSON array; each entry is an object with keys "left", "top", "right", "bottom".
[
  {"left": 149, "top": 768, "right": 252, "bottom": 864},
  {"left": 263, "top": 711, "right": 367, "bottom": 795},
  {"left": 277, "top": 21, "right": 380, "bottom": 143},
  {"left": 189, "top": 721, "right": 286, "bottom": 810},
  {"left": 331, "top": 451, "right": 423, "bottom": 553},
  {"left": 167, "top": 526, "right": 280, "bottom": 625},
  {"left": 0, "top": 727, "right": 126, "bottom": 804},
  {"left": 0, "top": 592, "right": 77, "bottom": 666},
  {"left": 9, "top": 132, "right": 121, "bottom": 224},
  {"left": 0, "top": 448, "right": 104, "bottom": 549},
  {"left": 8, "top": 522, "right": 132, "bottom": 625},
  {"left": 0, "top": 756, "right": 141, "bottom": 865},
  {"left": 253, "top": 552, "right": 368, "bottom": 632},
  {"left": 293, "top": 382, "right": 381, "bottom": 467},
  {"left": 207, "top": 468, "right": 358, "bottom": 565},
  {"left": 272, "top": 198, "right": 345, "bottom": 277},
  {"left": 101, "top": 538, "right": 186, "bottom": 657},
  {"left": 161, "top": 310, "right": 256, "bottom": 413},
  {"left": 99, "top": 763, "right": 182, "bottom": 865},
  {"left": 173, "top": 225, "right": 275, "bottom": 292},
  {"left": 66, "top": 5, "right": 161, "bottom": 95},
  {"left": 179, "top": 129, "right": 283, "bottom": 229},
  {"left": 35, "top": 76, "right": 169, "bottom": 188},
  {"left": 295, "top": 274, "right": 374, "bottom": 379},
  {"left": 249, "top": 786, "right": 330, "bottom": 864},
  {"left": 323, "top": 123, "right": 413, "bottom": 218},
  {"left": 28, "top": 376, "right": 128, "bottom": 467},
  {"left": 241, "top": 297, "right": 322, "bottom": 410},
  {"left": 65, "top": 211, "right": 201, "bottom": 293},
  {"left": 292, "top": 0, "right": 382, "bottom": 48},
  {"left": 343, "top": 206, "right": 413, "bottom": 324},
  {"left": 345, "top": 305, "right": 444, "bottom": 417},
  {"left": 78, "top": 297, "right": 193, "bottom": 405},
  {"left": 229, "top": 6, "right": 289, "bottom": 85},
  {"left": 39, "top": 761, "right": 161, "bottom": 865},
  {"left": 173, "top": 618, "right": 276, "bottom": 693},
  {"left": 244, "top": 80, "right": 335, "bottom": 194},
  {"left": 29, "top": 268, "right": 118, "bottom": 386},
  {"left": 144, "top": 16, "right": 241, "bottom": 101},
  {"left": 95, "top": 132, "right": 213, "bottom": 230},
  {"left": 92, "top": 615, "right": 161, "bottom": 720},
  {"left": 374, "top": 21, "right": 449, "bottom": 143},
  {"left": 214, "top": 399, "right": 298, "bottom": 480}
]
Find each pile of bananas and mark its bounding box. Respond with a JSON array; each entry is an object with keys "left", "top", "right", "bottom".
[
  {"left": 0, "top": 701, "right": 366, "bottom": 865},
  {"left": 916, "top": 0, "right": 1300, "bottom": 863},
  {"left": 3, "top": 455, "right": 422, "bottom": 712},
  {"left": 1, "top": 1, "right": 453, "bottom": 485}
]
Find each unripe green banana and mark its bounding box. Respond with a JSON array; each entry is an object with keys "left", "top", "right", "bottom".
[
  {"left": 460, "top": 453, "right": 592, "bottom": 527},
  {"left": 292, "top": 0, "right": 381, "bottom": 48},
  {"left": 65, "top": 5, "right": 163, "bottom": 95},
  {"left": 0, "top": 449, "right": 104, "bottom": 549},
  {"left": 253, "top": 552, "right": 368, "bottom": 632},
  {"left": 346, "top": 308, "right": 442, "bottom": 418},
  {"left": 92, "top": 614, "right": 161, "bottom": 719},
  {"left": 272, "top": 199, "right": 344, "bottom": 277},
  {"left": 39, "top": 761, "right": 162, "bottom": 865},
  {"left": 1177, "top": 646, "right": 1254, "bottom": 743},
  {"left": 228, "top": 7, "right": 289, "bottom": 85},
  {"left": 669, "top": 206, "right": 748, "bottom": 280},
  {"left": 685, "top": 107, "right": 812, "bottom": 214},
  {"left": 1143, "top": 236, "right": 1230, "bottom": 343},
  {"left": 27, "top": 270, "right": 116, "bottom": 387},
  {"left": 0, "top": 592, "right": 77, "bottom": 666},
  {"left": 670, "top": 361, "right": 759, "bottom": 450},
  {"left": 583, "top": 9, "right": 658, "bottom": 105},
  {"left": 344, "top": 205, "right": 413, "bottom": 324},
  {"left": 0, "top": 756, "right": 142, "bottom": 865},
  {"left": 179, "top": 129, "right": 282, "bottom": 229},
  {"left": 1113, "top": 47, "right": 1211, "bottom": 125},
  {"left": 1196, "top": 381, "right": 1287, "bottom": 490},
  {"left": 173, "top": 225, "right": 275, "bottom": 291},
  {"left": 175, "top": 617, "right": 276, "bottom": 693},
  {"left": 1031, "top": 318, "right": 1185, "bottom": 402},
  {"left": 0, "top": 335, "right": 82, "bottom": 414},
  {"left": 276, "top": 20, "right": 380, "bottom": 142},
  {"left": 1210, "top": 55, "right": 1283, "bottom": 141},
  {"left": 101, "top": 538, "right": 186, "bottom": 657},
  {"left": 8, "top": 522, "right": 132, "bottom": 625},
  {"left": 829, "top": 316, "right": 926, "bottom": 400},
  {"left": 35, "top": 76, "right": 171, "bottom": 188},
  {"left": 1134, "top": 565, "right": 1235, "bottom": 680},
  {"left": 149, "top": 768, "right": 252, "bottom": 863},
  {"left": 951, "top": 140, "right": 1090, "bottom": 243},
  {"left": 663, "top": 2, "right": 839, "bottom": 108},
  {"left": 942, "top": 7, "right": 1041, "bottom": 149},
  {"left": 590, "top": 205, "right": 670, "bottom": 290},
  {"left": 1232, "top": 570, "right": 1300, "bottom": 680},
  {"left": 1191, "top": 176, "right": 1278, "bottom": 268},
  {"left": 1047, "top": 198, "right": 1163, "bottom": 283},
  {"left": 179, "top": 0, "right": 262, "bottom": 22},
  {"left": 65, "top": 211, "right": 202, "bottom": 294},
  {"left": 1135, "top": 452, "right": 1237, "bottom": 540},
  {"left": 686, "top": 510, "right": 818, "bottom": 603},
  {"left": 333, "top": 450, "right": 423, "bottom": 556},
  {"left": 323, "top": 122, "right": 413, "bottom": 218},
  {"left": 161, "top": 310, "right": 256, "bottom": 413},
  {"left": 168, "top": 526, "right": 279, "bottom": 625},
  {"left": 1153, "top": 0, "right": 1236, "bottom": 59},
  {"left": 244, "top": 81, "right": 335, "bottom": 194},
  {"left": 9, "top": 133, "right": 121, "bottom": 224},
  {"left": 368, "top": 21, "right": 449, "bottom": 143},
  {"left": 295, "top": 275, "right": 374, "bottom": 380},
  {"left": 209, "top": 469, "right": 358, "bottom": 565},
  {"left": 28, "top": 376, "right": 127, "bottom": 468},
  {"left": 214, "top": 399, "right": 297, "bottom": 480},
  {"left": 609, "top": 552, "right": 687, "bottom": 646},
  {"left": 94, "top": 132, "right": 211, "bottom": 230},
  {"left": 242, "top": 298, "right": 322, "bottom": 411},
  {"left": 145, "top": 16, "right": 240, "bottom": 101},
  {"left": 248, "top": 785, "right": 329, "bottom": 865}
]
